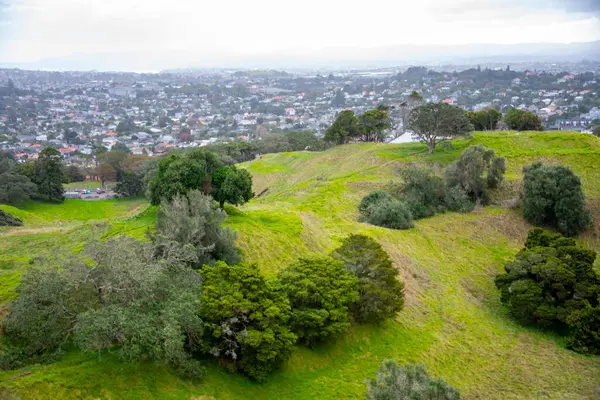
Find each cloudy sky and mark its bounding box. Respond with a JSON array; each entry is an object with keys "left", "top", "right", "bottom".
[{"left": 0, "top": 0, "right": 599, "bottom": 70}]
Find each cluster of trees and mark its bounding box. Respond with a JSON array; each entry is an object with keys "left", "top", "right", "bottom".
[
  {"left": 504, "top": 108, "right": 543, "bottom": 131},
  {"left": 1, "top": 191, "right": 405, "bottom": 381},
  {"left": 520, "top": 162, "right": 592, "bottom": 236},
  {"left": 359, "top": 145, "right": 506, "bottom": 229},
  {"left": 206, "top": 131, "right": 329, "bottom": 165},
  {"left": 495, "top": 228, "right": 600, "bottom": 354},
  {"left": 148, "top": 148, "right": 253, "bottom": 208},
  {"left": 2, "top": 148, "right": 66, "bottom": 203},
  {"left": 466, "top": 108, "right": 502, "bottom": 131},
  {"left": 366, "top": 360, "right": 461, "bottom": 400},
  {"left": 325, "top": 105, "right": 392, "bottom": 144}
]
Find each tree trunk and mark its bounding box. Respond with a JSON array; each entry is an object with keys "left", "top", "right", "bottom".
[
  {"left": 219, "top": 199, "right": 225, "bottom": 209},
  {"left": 428, "top": 140, "right": 436, "bottom": 154}
]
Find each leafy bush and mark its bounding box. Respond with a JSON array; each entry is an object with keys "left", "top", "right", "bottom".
[
  {"left": 199, "top": 262, "right": 296, "bottom": 381},
  {"left": 332, "top": 235, "right": 404, "bottom": 324},
  {"left": 153, "top": 190, "right": 240, "bottom": 268},
  {"left": 443, "top": 186, "right": 475, "bottom": 213},
  {"left": 521, "top": 162, "right": 592, "bottom": 236},
  {"left": 495, "top": 228, "right": 600, "bottom": 354},
  {"left": 279, "top": 257, "right": 358, "bottom": 345},
  {"left": 366, "top": 199, "right": 414, "bottom": 230},
  {"left": 566, "top": 303, "right": 600, "bottom": 355},
  {"left": 366, "top": 360, "right": 461, "bottom": 400},
  {"left": 2, "top": 236, "right": 204, "bottom": 376},
  {"left": 445, "top": 145, "right": 506, "bottom": 203},
  {"left": 0, "top": 209, "right": 23, "bottom": 226},
  {"left": 359, "top": 190, "right": 393, "bottom": 216},
  {"left": 396, "top": 167, "right": 446, "bottom": 219}
]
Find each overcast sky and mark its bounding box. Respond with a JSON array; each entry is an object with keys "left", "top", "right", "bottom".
[{"left": 0, "top": 0, "right": 599, "bottom": 69}]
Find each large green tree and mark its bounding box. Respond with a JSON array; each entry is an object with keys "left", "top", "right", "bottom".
[
  {"left": 495, "top": 228, "right": 600, "bottom": 354},
  {"left": 408, "top": 103, "right": 473, "bottom": 154},
  {"left": 279, "top": 257, "right": 358, "bottom": 345},
  {"left": 521, "top": 162, "right": 591, "bottom": 236},
  {"left": 504, "top": 108, "right": 543, "bottom": 131},
  {"left": 324, "top": 110, "right": 360, "bottom": 145},
  {"left": 2, "top": 236, "right": 203, "bottom": 376},
  {"left": 0, "top": 172, "right": 37, "bottom": 205},
  {"left": 467, "top": 109, "right": 502, "bottom": 131},
  {"left": 211, "top": 165, "right": 254, "bottom": 208},
  {"left": 331, "top": 235, "right": 404, "bottom": 324},
  {"left": 200, "top": 262, "right": 297, "bottom": 381},
  {"left": 34, "top": 147, "right": 65, "bottom": 202},
  {"left": 359, "top": 108, "right": 392, "bottom": 142},
  {"left": 149, "top": 149, "right": 223, "bottom": 205}
]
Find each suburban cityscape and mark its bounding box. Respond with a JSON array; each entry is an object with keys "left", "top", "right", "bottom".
[{"left": 1, "top": 60, "right": 599, "bottom": 174}]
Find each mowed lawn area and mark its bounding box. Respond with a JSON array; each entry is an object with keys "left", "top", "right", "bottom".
[{"left": 0, "top": 131, "right": 599, "bottom": 399}]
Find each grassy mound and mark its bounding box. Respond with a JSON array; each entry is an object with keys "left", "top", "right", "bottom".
[{"left": 0, "top": 131, "right": 599, "bottom": 399}]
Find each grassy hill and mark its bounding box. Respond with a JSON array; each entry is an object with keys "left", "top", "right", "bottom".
[{"left": 1, "top": 131, "right": 599, "bottom": 399}]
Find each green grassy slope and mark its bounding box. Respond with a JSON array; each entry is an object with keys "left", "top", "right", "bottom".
[{"left": 1, "top": 131, "right": 599, "bottom": 399}]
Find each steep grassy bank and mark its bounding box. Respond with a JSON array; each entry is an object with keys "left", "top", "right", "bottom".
[{"left": 0, "top": 131, "right": 599, "bottom": 399}]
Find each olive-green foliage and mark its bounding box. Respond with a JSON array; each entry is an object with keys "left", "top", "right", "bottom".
[
  {"left": 407, "top": 102, "right": 472, "bottom": 154},
  {"left": 521, "top": 162, "right": 592, "bottom": 236},
  {"left": 445, "top": 145, "right": 506, "bottom": 203},
  {"left": 359, "top": 109, "right": 392, "bottom": 142},
  {"left": 359, "top": 190, "right": 393, "bottom": 216},
  {"left": 504, "top": 108, "right": 543, "bottom": 131},
  {"left": 366, "top": 360, "right": 461, "bottom": 400},
  {"left": 211, "top": 165, "right": 254, "bottom": 208},
  {"left": 64, "top": 165, "right": 85, "bottom": 183},
  {"left": 279, "top": 257, "right": 358, "bottom": 345},
  {"left": 34, "top": 147, "right": 65, "bottom": 202},
  {"left": 332, "top": 235, "right": 404, "bottom": 324},
  {"left": 593, "top": 125, "right": 600, "bottom": 137},
  {"left": 0, "top": 209, "right": 23, "bottom": 226},
  {"left": 2, "top": 236, "right": 203, "bottom": 376},
  {"left": 396, "top": 168, "right": 447, "bottom": 219},
  {"left": 366, "top": 199, "right": 414, "bottom": 230},
  {"left": 0, "top": 172, "right": 37, "bottom": 205},
  {"left": 153, "top": 190, "right": 240, "bottom": 269},
  {"left": 467, "top": 109, "right": 502, "bottom": 131},
  {"left": 149, "top": 149, "right": 223, "bottom": 205},
  {"left": 115, "top": 171, "right": 145, "bottom": 197},
  {"left": 495, "top": 229, "right": 600, "bottom": 353},
  {"left": 199, "top": 262, "right": 297, "bottom": 381}
]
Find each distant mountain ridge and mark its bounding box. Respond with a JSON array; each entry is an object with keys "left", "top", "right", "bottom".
[{"left": 2, "top": 41, "right": 599, "bottom": 72}]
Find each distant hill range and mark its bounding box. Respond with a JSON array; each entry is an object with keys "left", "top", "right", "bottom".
[{"left": 2, "top": 41, "right": 599, "bottom": 72}]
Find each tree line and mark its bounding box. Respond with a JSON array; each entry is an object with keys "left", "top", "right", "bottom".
[
  {"left": 1, "top": 190, "right": 405, "bottom": 383},
  {"left": 325, "top": 99, "right": 543, "bottom": 154}
]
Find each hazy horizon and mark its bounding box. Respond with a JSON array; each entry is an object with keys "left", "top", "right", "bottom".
[{"left": 1, "top": 0, "right": 600, "bottom": 71}]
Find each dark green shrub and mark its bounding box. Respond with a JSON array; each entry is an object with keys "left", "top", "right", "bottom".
[
  {"left": 367, "top": 199, "right": 414, "bottom": 230},
  {"left": 566, "top": 302, "right": 600, "bottom": 355},
  {"left": 279, "top": 256, "right": 358, "bottom": 345},
  {"left": 0, "top": 209, "right": 23, "bottom": 226},
  {"left": 521, "top": 162, "right": 592, "bottom": 236},
  {"left": 397, "top": 168, "right": 446, "bottom": 219},
  {"left": 495, "top": 228, "right": 600, "bottom": 354},
  {"left": 199, "top": 262, "right": 297, "bottom": 381},
  {"left": 366, "top": 360, "right": 461, "bottom": 400},
  {"left": 332, "top": 235, "right": 404, "bottom": 324},
  {"left": 444, "top": 186, "right": 475, "bottom": 213},
  {"left": 359, "top": 190, "right": 393, "bottom": 216}
]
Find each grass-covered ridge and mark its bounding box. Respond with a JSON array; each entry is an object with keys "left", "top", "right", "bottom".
[{"left": 0, "top": 131, "right": 599, "bottom": 399}]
